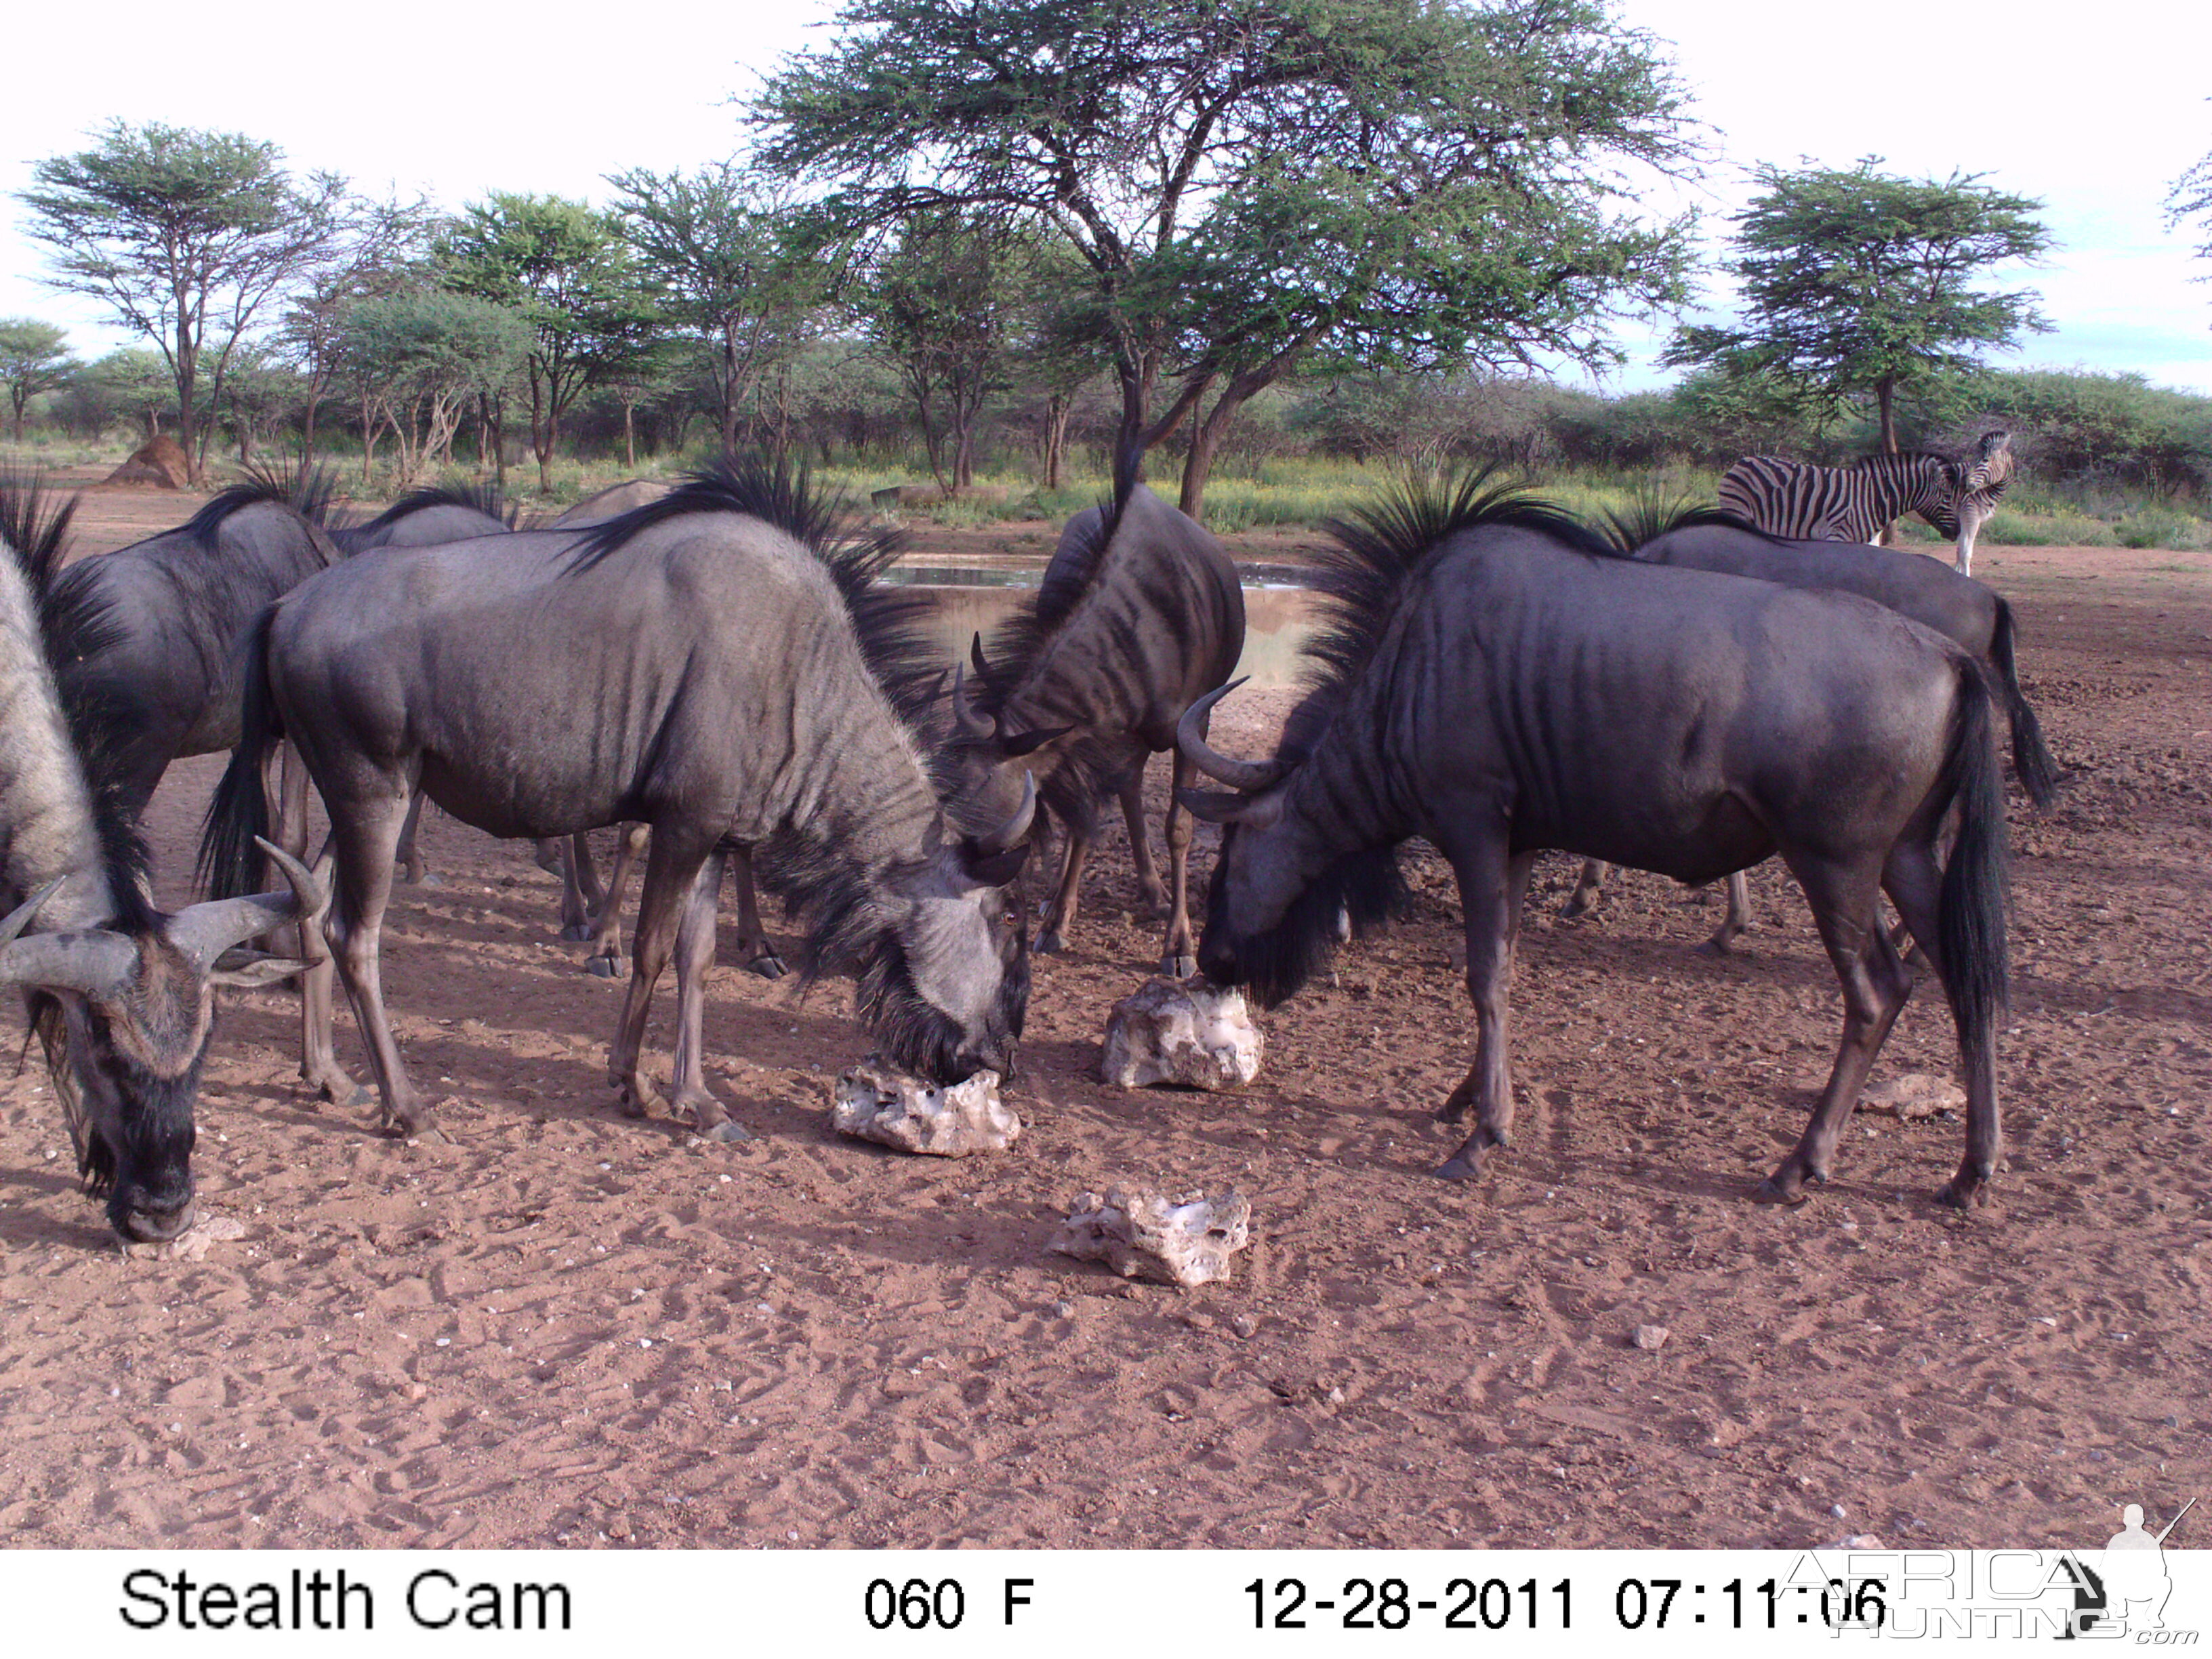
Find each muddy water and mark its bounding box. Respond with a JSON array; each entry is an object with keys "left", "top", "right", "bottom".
[{"left": 905, "top": 579, "right": 1317, "bottom": 689}]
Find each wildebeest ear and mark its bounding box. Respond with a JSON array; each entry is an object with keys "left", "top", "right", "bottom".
[
  {"left": 1000, "top": 724, "right": 1074, "bottom": 758},
  {"left": 1176, "top": 787, "right": 1282, "bottom": 828},
  {"left": 960, "top": 840, "right": 1031, "bottom": 887}
]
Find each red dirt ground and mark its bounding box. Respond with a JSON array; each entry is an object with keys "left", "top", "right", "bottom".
[{"left": 1, "top": 478, "right": 2206, "bottom": 1549}]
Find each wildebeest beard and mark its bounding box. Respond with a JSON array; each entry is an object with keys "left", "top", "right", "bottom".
[
  {"left": 851, "top": 930, "right": 1030, "bottom": 1084},
  {"left": 1202, "top": 836, "right": 1410, "bottom": 1009}
]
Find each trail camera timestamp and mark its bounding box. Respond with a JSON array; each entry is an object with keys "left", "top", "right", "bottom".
[{"left": 1243, "top": 1575, "right": 1892, "bottom": 1633}]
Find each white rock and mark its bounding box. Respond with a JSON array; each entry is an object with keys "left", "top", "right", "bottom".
[
  {"left": 121, "top": 1212, "right": 247, "bottom": 1262},
  {"left": 1101, "top": 977, "right": 1263, "bottom": 1090},
  {"left": 1632, "top": 1323, "right": 1671, "bottom": 1351},
  {"left": 1050, "top": 1188, "right": 1252, "bottom": 1287},
  {"left": 831, "top": 1059, "right": 1019, "bottom": 1156},
  {"left": 1860, "top": 1073, "right": 1965, "bottom": 1120}
]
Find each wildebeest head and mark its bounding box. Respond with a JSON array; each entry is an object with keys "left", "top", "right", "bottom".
[
  {"left": 1174, "top": 682, "right": 1406, "bottom": 1008},
  {"left": 0, "top": 845, "right": 323, "bottom": 1242},
  {"left": 937, "top": 648, "right": 1077, "bottom": 832},
  {"left": 852, "top": 776, "right": 1038, "bottom": 1083}
]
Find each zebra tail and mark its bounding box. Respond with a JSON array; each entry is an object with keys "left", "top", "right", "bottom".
[
  {"left": 197, "top": 605, "right": 284, "bottom": 899},
  {"left": 1988, "top": 598, "right": 2058, "bottom": 808},
  {"left": 1935, "top": 662, "right": 2010, "bottom": 1058}
]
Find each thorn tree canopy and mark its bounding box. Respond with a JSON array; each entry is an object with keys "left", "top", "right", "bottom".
[
  {"left": 1664, "top": 157, "right": 2053, "bottom": 455},
  {"left": 16, "top": 121, "right": 348, "bottom": 482},
  {"left": 754, "top": 0, "right": 1700, "bottom": 514},
  {"left": 0, "top": 319, "right": 82, "bottom": 443},
  {"left": 440, "top": 193, "right": 665, "bottom": 492}
]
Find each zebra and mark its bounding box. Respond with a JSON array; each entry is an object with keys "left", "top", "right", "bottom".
[{"left": 1717, "top": 431, "right": 2015, "bottom": 576}]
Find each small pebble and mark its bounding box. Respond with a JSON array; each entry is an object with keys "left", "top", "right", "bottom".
[
  {"left": 1633, "top": 1324, "right": 1670, "bottom": 1351},
  {"left": 1830, "top": 1503, "right": 1849, "bottom": 1519},
  {"left": 1231, "top": 1314, "right": 1258, "bottom": 1339}
]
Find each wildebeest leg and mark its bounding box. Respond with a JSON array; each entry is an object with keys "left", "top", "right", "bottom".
[
  {"left": 1561, "top": 858, "right": 1609, "bottom": 918},
  {"left": 532, "top": 836, "right": 564, "bottom": 876},
  {"left": 1435, "top": 844, "right": 1538, "bottom": 1181},
  {"left": 1755, "top": 859, "right": 1914, "bottom": 1204},
  {"left": 1698, "top": 869, "right": 1755, "bottom": 954},
  {"left": 608, "top": 829, "right": 714, "bottom": 1119},
  {"left": 556, "top": 832, "right": 602, "bottom": 942},
  {"left": 1120, "top": 761, "right": 1168, "bottom": 918},
  {"left": 727, "top": 847, "right": 787, "bottom": 979},
  {"left": 1035, "top": 822, "right": 1092, "bottom": 956},
  {"left": 1159, "top": 747, "right": 1200, "bottom": 978},
  {"left": 393, "top": 790, "right": 431, "bottom": 884},
  {"left": 321, "top": 791, "right": 436, "bottom": 1137},
  {"left": 583, "top": 823, "right": 649, "bottom": 977},
  {"left": 667, "top": 848, "right": 743, "bottom": 1138},
  {"left": 1880, "top": 841, "right": 2000, "bottom": 1208}
]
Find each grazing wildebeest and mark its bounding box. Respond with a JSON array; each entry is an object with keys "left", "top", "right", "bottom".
[
  {"left": 43, "top": 472, "right": 342, "bottom": 823},
  {"left": 201, "top": 457, "right": 1034, "bottom": 1140},
  {"left": 951, "top": 482, "right": 1244, "bottom": 977},
  {"left": 552, "top": 478, "right": 670, "bottom": 527},
  {"left": 1718, "top": 430, "right": 2016, "bottom": 576},
  {"left": 329, "top": 480, "right": 520, "bottom": 555},
  {"left": 1561, "top": 508, "right": 2060, "bottom": 946},
  {"left": 0, "top": 476, "right": 323, "bottom": 1242},
  {"left": 1178, "top": 474, "right": 2010, "bottom": 1208}
]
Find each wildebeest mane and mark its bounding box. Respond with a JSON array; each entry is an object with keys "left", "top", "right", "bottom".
[
  {"left": 1284, "top": 469, "right": 1622, "bottom": 760},
  {"left": 0, "top": 472, "right": 156, "bottom": 936},
  {"left": 333, "top": 480, "right": 523, "bottom": 539},
  {"left": 239, "top": 460, "right": 345, "bottom": 529},
  {"left": 180, "top": 470, "right": 342, "bottom": 544},
  {"left": 566, "top": 453, "right": 941, "bottom": 727},
  {"left": 1597, "top": 495, "right": 1771, "bottom": 554}
]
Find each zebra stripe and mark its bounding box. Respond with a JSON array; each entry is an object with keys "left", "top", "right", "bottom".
[{"left": 1717, "top": 431, "right": 2015, "bottom": 575}]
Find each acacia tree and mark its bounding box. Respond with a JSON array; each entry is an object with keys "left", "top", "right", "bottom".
[
  {"left": 1666, "top": 158, "right": 2053, "bottom": 454},
  {"left": 757, "top": 0, "right": 1696, "bottom": 514},
  {"left": 2170, "top": 140, "right": 2212, "bottom": 300},
  {"left": 333, "top": 289, "right": 532, "bottom": 487},
  {"left": 280, "top": 193, "right": 438, "bottom": 462},
  {"left": 441, "top": 194, "right": 663, "bottom": 491},
  {"left": 605, "top": 163, "right": 827, "bottom": 455},
  {"left": 17, "top": 122, "right": 348, "bottom": 481},
  {"left": 0, "top": 319, "right": 81, "bottom": 442}
]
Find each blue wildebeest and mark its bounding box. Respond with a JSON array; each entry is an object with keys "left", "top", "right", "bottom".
[
  {"left": 44, "top": 472, "right": 342, "bottom": 823},
  {"left": 201, "top": 457, "right": 1035, "bottom": 1141},
  {"left": 1717, "top": 430, "right": 2016, "bottom": 576},
  {"left": 1562, "top": 507, "right": 2060, "bottom": 947},
  {"left": 0, "top": 476, "right": 323, "bottom": 1241},
  {"left": 951, "top": 482, "right": 1244, "bottom": 977},
  {"left": 1178, "top": 474, "right": 2011, "bottom": 1208}
]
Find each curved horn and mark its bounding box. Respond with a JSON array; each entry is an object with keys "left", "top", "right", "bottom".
[
  {"left": 969, "top": 632, "right": 991, "bottom": 676},
  {"left": 0, "top": 928, "right": 138, "bottom": 999},
  {"left": 165, "top": 837, "right": 329, "bottom": 974},
  {"left": 949, "top": 660, "right": 994, "bottom": 740},
  {"left": 973, "top": 770, "right": 1038, "bottom": 856},
  {"left": 0, "top": 878, "right": 66, "bottom": 949},
  {"left": 1176, "top": 680, "right": 1289, "bottom": 792}
]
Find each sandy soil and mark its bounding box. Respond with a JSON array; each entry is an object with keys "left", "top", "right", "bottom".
[{"left": 1, "top": 477, "right": 2207, "bottom": 1549}]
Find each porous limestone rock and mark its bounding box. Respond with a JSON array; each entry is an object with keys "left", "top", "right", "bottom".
[
  {"left": 1049, "top": 1188, "right": 1252, "bottom": 1287},
  {"left": 831, "top": 1058, "right": 1019, "bottom": 1156},
  {"left": 1101, "top": 977, "right": 1262, "bottom": 1091},
  {"left": 1860, "top": 1072, "right": 1965, "bottom": 1120}
]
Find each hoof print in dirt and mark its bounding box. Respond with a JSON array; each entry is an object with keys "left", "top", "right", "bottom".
[
  {"left": 1859, "top": 1072, "right": 1965, "bottom": 1120},
  {"left": 1050, "top": 1187, "right": 1252, "bottom": 1288},
  {"left": 830, "top": 1058, "right": 1019, "bottom": 1157},
  {"left": 1100, "top": 976, "right": 1263, "bottom": 1091}
]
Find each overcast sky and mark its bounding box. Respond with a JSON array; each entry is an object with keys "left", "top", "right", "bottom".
[{"left": 2, "top": 0, "right": 2206, "bottom": 394}]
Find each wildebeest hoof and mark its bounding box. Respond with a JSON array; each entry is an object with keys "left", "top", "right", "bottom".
[
  {"left": 1161, "top": 952, "right": 1198, "bottom": 980},
  {"left": 703, "top": 1119, "right": 752, "bottom": 1143},
  {"left": 1559, "top": 896, "right": 1594, "bottom": 920},
  {"left": 746, "top": 954, "right": 788, "bottom": 980},
  {"left": 560, "top": 922, "right": 594, "bottom": 943},
  {"left": 1696, "top": 933, "right": 1738, "bottom": 958},
  {"left": 1753, "top": 1171, "right": 1816, "bottom": 1205},
  {"left": 1033, "top": 930, "right": 1067, "bottom": 956},
  {"left": 1434, "top": 1152, "right": 1484, "bottom": 1181},
  {"left": 314, "top": 1073, "right": 375, "bottom": 1109},
  {"left": 585, "top": 954, "right": 621, "bottom": 978},
  {"left": 617, "top": 1081, "right": 659, "bottom": 1119},
  {"left": 1936, "top": 1172, "right": 1990, "bottom": 1210},
  {"left": 409, "top": 869, "right": 440, "bottom": 888}
]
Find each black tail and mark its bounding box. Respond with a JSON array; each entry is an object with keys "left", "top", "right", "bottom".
[
  {"left": 1934, "top": 663, "right": 2010, "bottom": 1050},
  {"left": 1988, "top": 598, "right": 2058, "bottom": 808},
  {"left": 197, "top": 606, "right": 283, "bottom": 898}
]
